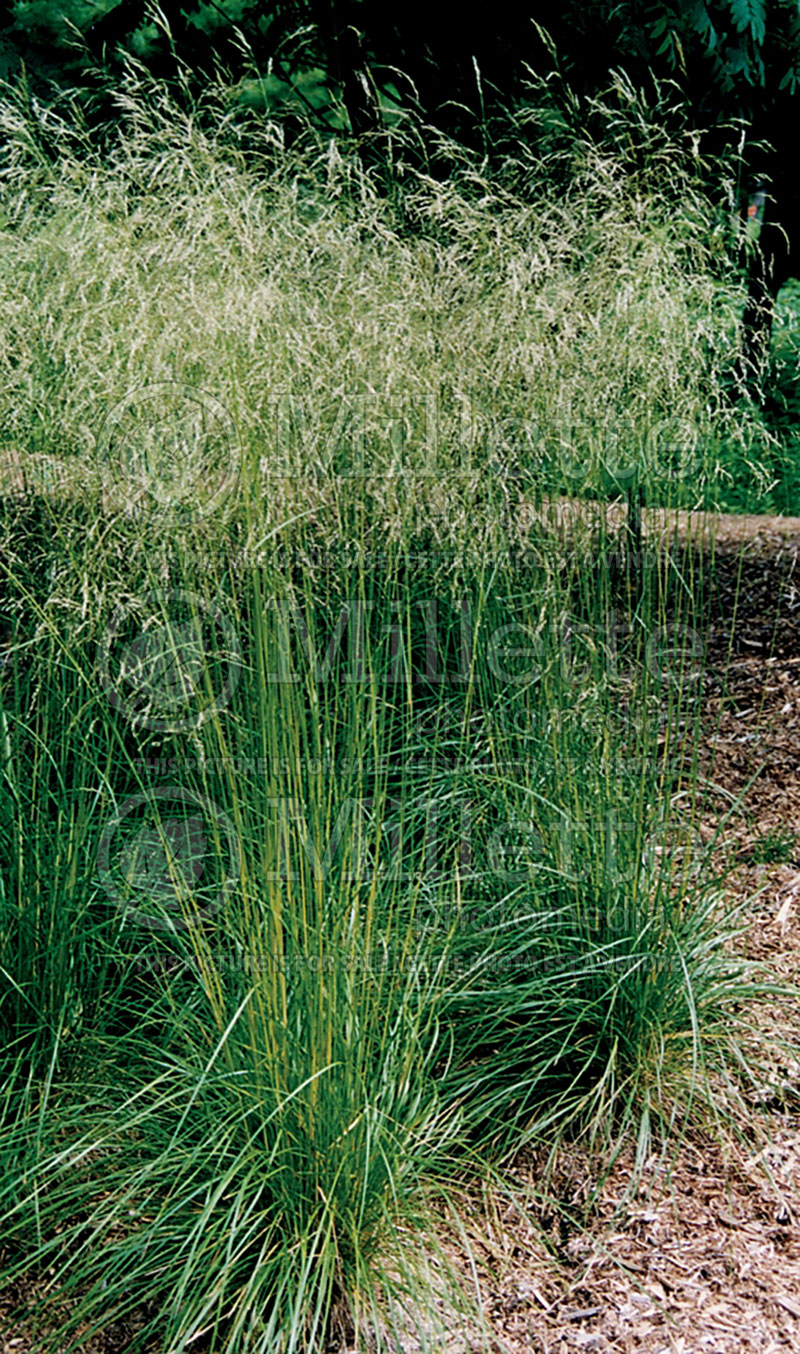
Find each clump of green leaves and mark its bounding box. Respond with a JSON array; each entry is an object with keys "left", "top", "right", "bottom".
[{"left": 745, "top": 825, "right": 797, "bottom": 864}]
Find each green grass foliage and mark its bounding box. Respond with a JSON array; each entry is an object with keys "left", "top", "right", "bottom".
[{"left": 0, "top": 64, "right": 788, "bottom": 1352}]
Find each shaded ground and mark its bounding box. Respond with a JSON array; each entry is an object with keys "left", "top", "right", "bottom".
[
  {"left": 430, "top": 1119, "right": 800, "bottom": 1353},
  {"left": 3, "top": 509, "right": 800, "bottom": 1353}
]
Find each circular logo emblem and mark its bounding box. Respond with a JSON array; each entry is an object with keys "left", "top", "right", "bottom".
[
  {"left": 97, "top": 786, "right": 238, "bottom": 932},
  {"left": 96, "top": 383, "right": 238, "bottom": 517},
  {"left": 97, "top": 589, "right": 242, "bottom": 732}
]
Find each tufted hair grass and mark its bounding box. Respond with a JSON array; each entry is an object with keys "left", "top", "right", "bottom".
[{"left": 0, "top": 61, "right": 786, "bottom": 1352}]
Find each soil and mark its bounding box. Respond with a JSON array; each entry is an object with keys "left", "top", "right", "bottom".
[{"left": 2, "top": 506, "right": 800, "bottom": 1354}]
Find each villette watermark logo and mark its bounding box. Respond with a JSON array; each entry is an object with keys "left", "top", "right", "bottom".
[
  {"left": 95, "top": 382, "right": 239, "bottom": 516},
  {"left": 97, "top": 589, "right": 243, "bottom": 733},
  {"left": 97, "top": 786, "right": 239, "bottom": 933}
]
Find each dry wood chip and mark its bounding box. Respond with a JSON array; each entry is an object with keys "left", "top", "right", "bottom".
[
  {"left": 562, "top": 1307, "right": 603, "bottom": 1322},
  {"left": 716, "top": 1209, "right": 749, "bottom": 1230},
  {"left": 774, "top": 1293, "right": 800, "bottom": 1318},
  {"left": 775, "top": 896, "right": 794, "bottom": 933}
]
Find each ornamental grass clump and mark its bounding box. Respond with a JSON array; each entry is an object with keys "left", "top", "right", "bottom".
[{"left": 0, "top": 60, "right": 784, "bottom": 1352}]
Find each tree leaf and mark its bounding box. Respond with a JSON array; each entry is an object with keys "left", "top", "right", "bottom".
[{"left": 729, "top": 0, "right": 767, "bottom": 47}]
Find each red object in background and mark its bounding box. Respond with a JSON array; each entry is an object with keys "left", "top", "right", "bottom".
[{"left": 747, "top": 188, "right": 766, "bottom": 224}]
